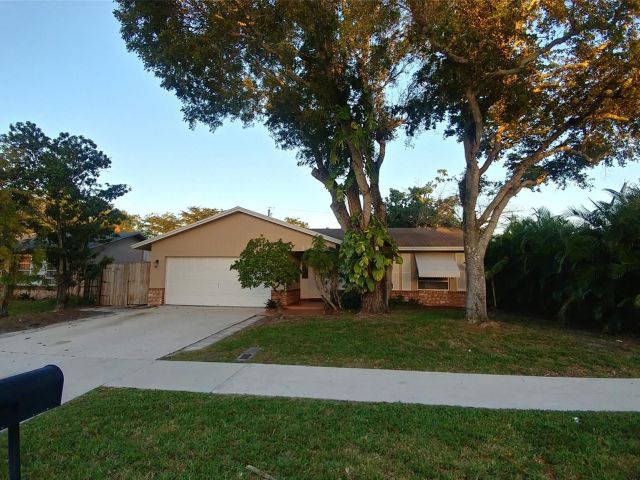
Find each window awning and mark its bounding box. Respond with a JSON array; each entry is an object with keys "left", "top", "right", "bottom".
[{"left": 415, "top": 253, "right": 460, "bottom": 278}]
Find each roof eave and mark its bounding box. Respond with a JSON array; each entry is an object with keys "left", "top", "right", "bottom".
[{"left": 398, "top": 246, "right": 464, "bottom": 251}]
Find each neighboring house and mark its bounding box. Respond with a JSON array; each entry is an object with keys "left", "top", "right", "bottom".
[
  {"left": 89, "top": 232, "right": 149, "bottom": 264},
  {"left": 16, "top": 231, "right": 149, "bottom": 282},
  {"left": 132, "top": 206, "right": 466, "bottom": 308},
  {"left": 16, "top": 237, "right": 56, "bottom": 294},
  {"left": 17, "top": 256, "right": 56, "bottom": 281}
]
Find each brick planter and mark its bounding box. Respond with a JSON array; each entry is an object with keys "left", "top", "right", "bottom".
[
  {"left": 391, "top": 290, "right": 465, "bottom": 308},
  {"left": 271, "top": 288, "right": 301, "bottom": 307},
  {"left": 147, "top": 288, "right": 165, "bottom": 306}
]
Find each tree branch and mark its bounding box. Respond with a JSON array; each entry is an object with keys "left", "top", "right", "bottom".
[
  {"left": 431, "top": 38, "right": 469, "bottom": 64},
  {"left": 311, "top": 164, "right": 351, "bottom": 230},
  {"left": 465, "top": 88, "right": 483, "bottom": 153},
  {"left": 479, "top": 125, "right": 508, "bottom": 175},
  {"left": 483, "top": 29, "right": 579, "bottom": 80}
]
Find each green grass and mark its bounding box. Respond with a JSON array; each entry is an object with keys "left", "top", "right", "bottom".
[
  {"left": 170, "top": 308, "right": 640, "bottom": 377},
  {"left": 6, "top": 299, "right": 56, "bottom": 316},
  {"left": 0, "top": 388, "right": 638, "bottom": 479}
]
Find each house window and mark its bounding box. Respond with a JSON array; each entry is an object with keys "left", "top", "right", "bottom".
[
  {"left": 418, "top": 277, "right": 449, "bottom": 290},
  {"left": 44, "top": 267, "right": 57, "bottom": 281},
  {"left": 301, "top": 264, "right": 308, "bottom": 279},
  {"left": 18, "top": 255, "right": 32, "bottom": 273}
]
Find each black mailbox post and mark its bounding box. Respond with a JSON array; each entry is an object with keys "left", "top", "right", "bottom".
[{"left": 0, "top": 365, "right": 64, "bottom": 480}]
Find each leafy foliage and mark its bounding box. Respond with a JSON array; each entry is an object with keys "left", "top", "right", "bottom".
[
  {"left": 179, "top": 206, "right": 221, "bottom": 225},
  {"left": 284, "top": 217, "right": 309, "bottom": 229},
  {"left": 339, "top": 218, "right": 401, "bottom": 293},
  {"left": 119, "top": 206, "right": 221, "bottom": 237},
  {"left": 386, "top": 170, "right": 460, "bottom": 228},
  {"left": 486, "top": 184, "right": 640, "bottom": 333},
  {"left": 231, "top": 236, "right": 300, "bottom": 297},
  {"left": 0, "top": 187, "right": 42, "bottom": 316},
  {"left": 114, "top": 0, "right": 413, "bottom": 312},
  {"left": 405, "top": 0, "right": 640, "bottom": 321},
  {"left": 0, "top": 122, "right": 128, "bottom": 309},
  {"left": 302, "top": 236, "right": 342, "bottom": 311}
]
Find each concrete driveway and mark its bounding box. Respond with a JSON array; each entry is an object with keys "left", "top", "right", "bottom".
[{"left": 0, "top": 306, "right": 262, "bottom": 401}]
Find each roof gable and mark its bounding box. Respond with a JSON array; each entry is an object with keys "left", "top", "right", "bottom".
[{"left": 131, "top": 207, "right": 342, "bottom": 249}]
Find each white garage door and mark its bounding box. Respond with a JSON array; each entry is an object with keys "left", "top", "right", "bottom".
[{"left": 165, "top": 257, "right": 270, "bottom": 307}]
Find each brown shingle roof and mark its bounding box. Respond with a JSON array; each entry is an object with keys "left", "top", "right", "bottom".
[{"left": 311, "top": 227, "right": 463, "bottom": 248}]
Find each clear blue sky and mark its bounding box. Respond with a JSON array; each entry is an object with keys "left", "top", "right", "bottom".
[{"left": 1, "top": 1, "right": 637, "bottom": 228}]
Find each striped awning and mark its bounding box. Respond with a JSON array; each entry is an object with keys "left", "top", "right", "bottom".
[{"left": 415, "top": 253, "right": 460, "bottom": 278}]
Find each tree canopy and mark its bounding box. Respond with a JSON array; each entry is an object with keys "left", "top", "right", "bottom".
[
  {"left": 115, "top": 0, "right": 639, "bottom": 317},
  {"left": 0, "top": 156, "right": 37, "bottom": 316},
  {"left": 405, "top": 0, "right": 640, "bottom": 321},
  {"left": 0, "top": 121, "right": 128, "bottom": 309},
  {"left": 115, "top": 0, "right": 412, "bottom": 313},
  {"left": 386, "top": 170, "right": 460, "bottom": 228},
  {"left": 119, "top": 206, "right": 222, "bottom": 237}
]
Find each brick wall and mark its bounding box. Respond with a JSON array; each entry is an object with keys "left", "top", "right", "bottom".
[
  {"left": 391, "top": 289, "right": 465, "bottom": 308},
  {"left": 13, "top": 286, "right": 57, "bottom": 300},
  {"left": 271, "top": 288, "right": 301, "bottom": 306},
  {"left": 147, "top": 288, "right": 165, "bottom": 306}
]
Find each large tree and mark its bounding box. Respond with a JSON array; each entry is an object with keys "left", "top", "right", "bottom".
[
  {"left": 115, "top": 0, "right": 411, "bottom": 313},
  {"left": 0, "top": 156, "right": 39, "bottom": 317},
  {"left": 405, "top": 0, "right": 640, "bottom": 322},
  {"left": 0, "top": 122, "right": 128, "bottom": 310},
  {"left": 386, "top": 170, "right": 460, "bottom": 228}
]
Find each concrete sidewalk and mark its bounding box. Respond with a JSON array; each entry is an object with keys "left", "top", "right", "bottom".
[
  {"left": 106, "top": 360, "right": 640, "bottom": 412},
  {"left": 3, "top": 306, "right": 639, "bottom": 411}
]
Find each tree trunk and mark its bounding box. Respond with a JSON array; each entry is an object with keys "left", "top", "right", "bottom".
[
  {"left": 55, "top": 282, "right": 69, "bottom": 311},
  {"left": 55, "top": 232, "right": 68, "bottom": 311},
  {"left": 361, "top": 276, "right": 388, "bottom": 314},
  {"left": 464, "top": 240, "right": 488, "bottom": 323},
  {"left": 1, "top": 257, "right": 19, "bottom": 318},
  {"left": 491, "top": 279, "right": 497, "bottom": 309},
  {"left": 0, "top": 284, "right": 10, "bottom": 318}
]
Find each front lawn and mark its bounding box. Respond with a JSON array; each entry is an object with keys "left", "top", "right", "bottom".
[
  {"left": 169, "top": 308, "right": 640, "bottom": 377},
  {"left": 0, "top": 299, "right": 101, "bottom": 334},
  {"left": 6, "top": 298, "right": 57, "bottom": 316},
  {"left": 0, "top": 388, "right": 638, "bottom": 479}
]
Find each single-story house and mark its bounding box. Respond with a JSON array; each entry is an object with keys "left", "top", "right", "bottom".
[{"left": 132, "top": 206, "right": 466, "bottom": 308}]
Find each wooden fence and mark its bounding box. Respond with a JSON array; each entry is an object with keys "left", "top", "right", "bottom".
[{"left": 99, "top": 262, "right": 150, "bottom": 307}]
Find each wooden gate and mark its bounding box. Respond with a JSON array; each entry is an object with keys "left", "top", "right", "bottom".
[{"left": 100, "top": 262, "right": 150, "bottom": 307}]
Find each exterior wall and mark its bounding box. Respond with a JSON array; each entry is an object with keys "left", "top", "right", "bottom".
[
  {"left": 147, "top": 212, "right": 335, "bottom": 290},
  {"left": 391, "top": 289, "right": 466, "bottom": 308},
  {"left": 13, "top": 286, "right": 56, "bottom": 300},
  {"left": 92, "top": 237, "right": 148, "bottom": 264},
  {"left": 271, "top": 288, "right": 301, "bottom": 306},
  {"left": 300, "top": 266, "right": 322, "bottom": 299},
  {"left": 148, "top": 287, "right": 165, "bottom": 306}
]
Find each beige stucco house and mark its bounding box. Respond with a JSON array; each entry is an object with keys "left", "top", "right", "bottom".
[{"left": 132, "top": 206, "right": 466, "bottom": 308}]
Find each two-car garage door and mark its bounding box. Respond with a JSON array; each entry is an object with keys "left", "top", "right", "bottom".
[{"left": 164, "top": 257, "right": 270, "bottom": 307}]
